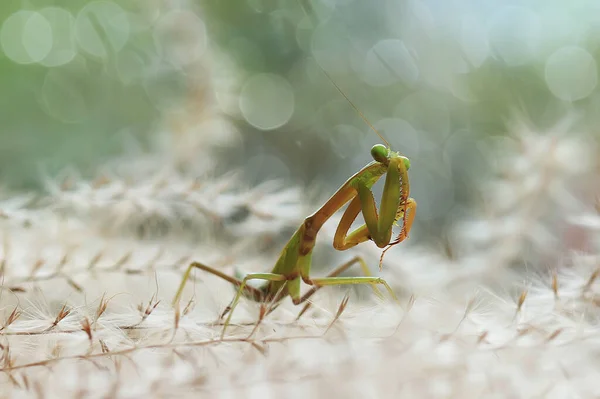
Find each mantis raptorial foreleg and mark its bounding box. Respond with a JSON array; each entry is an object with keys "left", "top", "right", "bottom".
[{"left": 389, "top": 198, "right": 417, "bottom": 245}]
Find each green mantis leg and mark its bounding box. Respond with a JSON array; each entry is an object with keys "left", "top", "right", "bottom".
[
  {"left": 172, "top": 262, "right": 264, "bottom": 307},
  {"left": 220, "top": 272, "right": 288, "bottom": 339},
  {"left": 294, "top": 255, "right": 383, "bottom": 319},
  {"left": 358, "top": 157, "right": 403, "bottom": 247},
  {"left": 390, "top": 198, "right": 417, "bottom": 244},
  {"left": 333, "top": 157, "right": 407, "bottom": 251},
  {"left": 304, "top": 276, "right": 398, "bottom": 306}
]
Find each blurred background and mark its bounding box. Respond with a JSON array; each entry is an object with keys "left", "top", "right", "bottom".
[
  {"left": 1, "top": 0, "right": 599, "bottom": 246},
  {"left": 5, "top": 3, "right": 600, "bottom": 394}
]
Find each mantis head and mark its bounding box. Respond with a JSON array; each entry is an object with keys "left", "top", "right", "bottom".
[{"left": 370, "top": 144, "right": 411, "bottom": 171}]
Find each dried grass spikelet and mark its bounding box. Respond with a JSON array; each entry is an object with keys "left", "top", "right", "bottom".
[
  {"left": 43, "top": 166, "right": 304, "bottom": 244},
  {"left": 0, "top": 207, "right": 270, "bottom": 307},
  {"left": 3, "top": 273, "right": 600, "bottom": 398},
  {"left": 462, "top": 119, "right": 592, "bottom": 259}
]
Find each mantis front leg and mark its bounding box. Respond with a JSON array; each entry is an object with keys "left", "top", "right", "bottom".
[{"left": 334, "top": 156, "right": 414, "bottom": 251}]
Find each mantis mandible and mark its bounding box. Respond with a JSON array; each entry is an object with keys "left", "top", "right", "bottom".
[{"left": 172, "top": 71, "right": 417, "bottom": 338}]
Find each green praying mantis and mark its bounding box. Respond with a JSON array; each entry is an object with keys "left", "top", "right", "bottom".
[{"left": 172, "top": 71, "right": 417, "bottom": 338}]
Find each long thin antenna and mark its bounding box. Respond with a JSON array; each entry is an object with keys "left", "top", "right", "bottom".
[
  {"left": 316, "top": 64, "right": 390, "bottom": 148},
  {"left": 297, "top": 0, "right": 390, "bottom": 147}
]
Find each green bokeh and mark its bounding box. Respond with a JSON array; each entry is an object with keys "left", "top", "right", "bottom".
[{"left": 1, "top": 0, "right": 599, "bottom": 242}]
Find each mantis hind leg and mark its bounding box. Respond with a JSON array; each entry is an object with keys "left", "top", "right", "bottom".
[
  {"left": 172, "top": 262, "right": 264, "bottom": 307},
  {"left": 293, "top": 256, "right": 384, "bottom": 320}
]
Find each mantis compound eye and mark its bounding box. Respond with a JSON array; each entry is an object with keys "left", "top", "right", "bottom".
[
  {"left": 401, "top": 156, "right": 411, "bottom": 171},
  {"left": 370, "top": 144, "right": 389, "bottom": 163}
]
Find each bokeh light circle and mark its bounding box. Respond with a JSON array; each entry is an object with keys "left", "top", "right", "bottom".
[
  {"left": 330, "top": 124, "right": 363, "bottom": 158},
  {"left": 39, "top": 7, "right": 76, "bottom": 67},
  {"left": 227, "top": 37, "right": 265, "bottom": 72},
  {"left": 245, "top": 153, "right": 291, "bottom": 183},
  {"left": 408, "top": 166, "right": 455, "bottom": 222},
  {"left": 395, "top": 91, "right": 450, "bottom": 137},
  {"left": 1, "top": 10, "right": 53, "bottom": 64},
  {"left": 23, "top": 12, "right": 53, "bottom": 63},
  {"left": 372, "top": 118, "right": 420, "bottom": 159},
  {"left": 545, "top": 46, "right": 598, "bottom": 102},
  {"left": 239, "top": 73, "right": 295, "bottom": 131},
  {"left": 311, "top": 22, "right": 350, "bottom": 74},
  {"left": 117, "top": 51, "right": 145, "bottom": 83},
  {"left": 489, "top": 6, "right": 540, "bottom": 66},
  {"left": 247, "top": 0, "right": 278, "bottom": 13},
  {"left": 143, "top": 65, "right": 187, "bottom": 110},
  {"left": 154, "top": 10, "right": 207, "bottom": 68},
  {"left": 41, "top": 61, "right": 89, "bottom": 123},
  {"left": 460, "top": 14, "right": 489, "bottom": 68},
  {"left": 75, "top": 1, "right": 130, "bottom": 58},
  {"left": 362, "top": 39, "right": 419, "bottom": 87}
]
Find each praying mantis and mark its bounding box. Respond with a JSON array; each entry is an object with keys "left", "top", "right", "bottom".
[{"left": 172, "top": 71, "right": 417, "bottom": 338}]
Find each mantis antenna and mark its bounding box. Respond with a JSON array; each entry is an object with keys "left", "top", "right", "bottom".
[
  {"left": 316, "top": 64, "right": 410, "bottom": 270},
  {"left": 297, "top": 0, "right": 391, "bottom": 147},
  {"left": 316, "top": 64, "right": 391, "bottom": 148}
]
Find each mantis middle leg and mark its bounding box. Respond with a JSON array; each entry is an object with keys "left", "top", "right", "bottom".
[{"left": 294, "top": 255, "right": 383, "bottom": 319}]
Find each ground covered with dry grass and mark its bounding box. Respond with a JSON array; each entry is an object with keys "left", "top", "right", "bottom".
[{"left": 1, "top": 120, "right": 600, "bottom": 398}]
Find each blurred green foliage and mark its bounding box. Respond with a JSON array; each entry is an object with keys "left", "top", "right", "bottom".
[
  {"left": 196, "top": 0, "right": 600, "bottom": 239},
  {"left": 1, "top": 0, "right": 599, "bottom": 241},
  {"left": 0, "top": 1, "right": 175, "bottom": 188}
]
